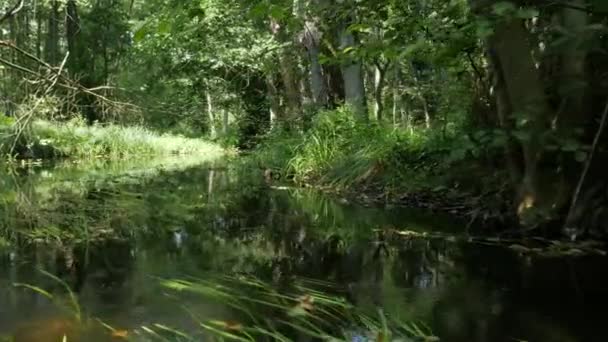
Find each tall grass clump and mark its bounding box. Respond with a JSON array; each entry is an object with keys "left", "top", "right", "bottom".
[
  {"left": 2, "top": 119, "right": 226, "bottom": 160},
  {"left": 252, "top": 107, "right": 462, "bottom": 192},
  {"left": 158, "top": 274, "right": 436, "bottom": 341}
]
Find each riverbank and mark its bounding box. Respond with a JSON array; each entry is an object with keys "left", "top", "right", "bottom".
[
  {"left": 0, "top": 119, "right": 226, "bottom": 160},
  {"left": 247, "top": 108, "right": 514, "bottom": 232}
]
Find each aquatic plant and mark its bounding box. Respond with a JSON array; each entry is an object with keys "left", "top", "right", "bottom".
[{"left": 157, "top": 274, "right": 437, "bottom": 342}]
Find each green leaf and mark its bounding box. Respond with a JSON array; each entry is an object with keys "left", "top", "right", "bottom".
[
  {"left": 133, "top": 23, "right": 149, "bottom": 42},
  {"left": 562, "top": 139, "right": 581, "bottom": 152},
  {"left": 475, "top": 19, "right": 494, "bottom": 39},
  {"left": 157, "top": 20, "right": 171, "bottom": 35},
  {"left": 269, "top": 6, "right": 285, "bottom": 20},
  {"left": 516, "top": 8, "right": 539, "bottom": 19},
  {"left": 492, "top": 1, "right": 516, "bottom": 16}
]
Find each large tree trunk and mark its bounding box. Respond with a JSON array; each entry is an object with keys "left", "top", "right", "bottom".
[
  {"left": 278, "top": 52, "right": 301, "bottom": 126},
  {"left": 557, "top": 0, "right": 589, "bottom": 134},
  {"left": 301, "top": 18, "right": 327, "bottom": 109},
  {"left": 491, "top": 17, "right": 552, "bottom": 222},
  {"left": 339, "top": 17, "right": 367, "bottom": 121}
]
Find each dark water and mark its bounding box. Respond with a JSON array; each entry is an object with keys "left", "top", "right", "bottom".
[{"left": 0, "top": 158, "right": 607, "bottom": 341}]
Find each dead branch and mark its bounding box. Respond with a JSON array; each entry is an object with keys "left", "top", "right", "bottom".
[
  {"left": 0, "top": 0, "right": 24, "bottom": 25},
  {"left": 0, "top": 40, "right": 139, "bottom": 110}
]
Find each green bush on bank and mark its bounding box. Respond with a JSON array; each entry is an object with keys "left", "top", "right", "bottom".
[
  {"left": 1, "top": 119, "right": 225, "bottom": 160},
  {"left": 251, "top": 107, "right": 470, "bottom": 192}
]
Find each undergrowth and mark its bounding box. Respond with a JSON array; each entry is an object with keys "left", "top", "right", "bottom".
[
  {"left": 0, "top": 118, "right": 225, "bottom": 160},
  {"left": 251, "top": 107, "right": 473, "bottom": 193}
]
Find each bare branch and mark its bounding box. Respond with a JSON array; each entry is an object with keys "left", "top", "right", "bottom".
[{"left": 0, "top": 0, "right": 24, "bottom": 25}]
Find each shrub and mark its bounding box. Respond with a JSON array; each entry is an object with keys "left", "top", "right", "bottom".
[{"left": 251, "top": 107, "right": 466, "bottom": 191}]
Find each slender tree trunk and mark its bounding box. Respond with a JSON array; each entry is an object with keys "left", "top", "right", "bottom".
[
  {"left": 270, "top": 18, "right": 301, "bottom": 128},
  {"left": 36, "top": 2, "right": 42, "bottom": 59},
  {"left": 373, "top": 63, "right": 387, "bottom": 121},
  {"left": 206, "top": 90, "right": 216, "bottom": 139},
  {"left": 46, "top": 0, "right": 60, "bottom": 65},
  {"left": 340, "top": 18, "right": 367, "bottom": 121},
  {"left": 222, "top": 109, "right": 228, "bottom": 136},
  {"left": 66, "top": 0, "right": 80, "bottom": 74},
  {"left": 266, "top": 74, "right": 282, "bottom": 129},
  {"left": 392, "top": 65, "right": 400, "bottom": 127},
  {"left": 300, "top": 11, "right": 327, "bottom": 109},
  {"left": 279, "top": 52, "right": 301, "bottom": 126}
]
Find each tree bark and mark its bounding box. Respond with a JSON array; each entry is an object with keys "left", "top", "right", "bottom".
[
  {"left": 266, "top": 74, "right": 282, "bottom": 129},
  {"left": 373, "top": 63, "right": 386, "bottom": 121},
  {"left": 300, "top": 13, "right": 327, "bottom": 109},
  {"left": 46, "top": 0, "right": 60, "bottom": 65},
  {"left": 35, "top": 0, "right": 42, "bottom": 59},
  {"left": 222, "top": 109, "right": 229, "bottom": 137},
  {"left": 66, "top": 0, "right": 80, "bottom": 74},
  {"left": 206, "top": 90, "right": 216, "bottom": 139},
  {"left": 558, "top": 0, "right": 589, "bottom": 130},
  {"left": 491, "top": 17, "right": 551, "bottom": 219},
  {"left": 339, "top": 16, "right": 367, "bottom": 121}
]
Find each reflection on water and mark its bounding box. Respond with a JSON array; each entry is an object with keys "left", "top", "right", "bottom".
[{"left": 0, "top": 159, "right": 607, "bottom": 341}]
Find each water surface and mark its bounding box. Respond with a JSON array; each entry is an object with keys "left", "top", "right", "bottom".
[{"left": 0, "top": 158, "right": 606, "bottom": 341}]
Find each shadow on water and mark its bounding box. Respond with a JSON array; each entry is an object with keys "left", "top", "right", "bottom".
[{"left": 0, "top": 158, "right": 607, "bottom": 341}]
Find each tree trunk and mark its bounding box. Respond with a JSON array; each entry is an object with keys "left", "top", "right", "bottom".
[
  {"left": 558, "top": 0, "right": 589, "bottom": 131},
  {"left": 270, "top": 18, "right": 301, "bottom": 128},
  {"left": 491, "top": 18, "right": 551, "bottom": 221},
  {"left": 36, "top": 1, "right": 42, "bottom": 59},
  {"left": 392, "top": 65, "right": 400, "bottom": 127},
  {"left": 340, "top": 19, "right": 367, "bottom": 121},
  {"left": 373, "top": 63, "right": 387, "bottom": 121},
  {"left": 266, "top": 74, "right": 283, "bottom": 129},
  {"left": 46, "top": 0, "right": 60, "bottom": 65},
  {"left": 66, "top": 0, "right": 80, "bottom": 74},
  {"left": 206, "top": 90, "right": 216, "bottom": 139},
  {"left": 222, "top": 109, "right": 229, "bottom": 136},
  {"left": 278, "top": 52, "right": 301, "bottom": 126}
]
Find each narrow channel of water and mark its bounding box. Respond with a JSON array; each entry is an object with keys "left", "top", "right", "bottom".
[{"left": 0, "top": 159, "right": 606, "bottom": 341}]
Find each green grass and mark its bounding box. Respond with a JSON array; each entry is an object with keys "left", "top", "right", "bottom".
[
  {"left": 249, "top": 107, "right": 463, "bottom": 193},
  {"left": 1, "top": 120, "right": 227, "bottom": 160}
]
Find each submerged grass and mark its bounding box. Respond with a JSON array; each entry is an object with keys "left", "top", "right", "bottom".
[
  {"left": 1, "top": 119, "right": 226, "bottom": 160},
  {"left": 156, "top": 274, "right": 436, "bottom": 341},
  {"left": 2, "top": 273, "right": 436, "bottom": 341}
]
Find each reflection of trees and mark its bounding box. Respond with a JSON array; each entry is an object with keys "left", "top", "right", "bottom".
[{"left": 0, "top": 163, "right": 594, "bottom": 341}]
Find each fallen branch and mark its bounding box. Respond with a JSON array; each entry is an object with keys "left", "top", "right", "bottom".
[
  {"left": 0, "top": 40, "right": 139, "bottom": 110},
  {"left": 9, "top": 52, "right": 71, "bottom": 154}
]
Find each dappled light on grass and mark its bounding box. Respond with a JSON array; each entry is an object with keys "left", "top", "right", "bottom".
[{"left": 1, "top": 120, "right": 227, "bottom": 160}]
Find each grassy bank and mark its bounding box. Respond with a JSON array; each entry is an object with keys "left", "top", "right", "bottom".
[
  {"left": 0, "top": 119, "right": 225, "bottom": 160},
  {"left": 249, "top": 108, "right": 510, "bottom": 225}
]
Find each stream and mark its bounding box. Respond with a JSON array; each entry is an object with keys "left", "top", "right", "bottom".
[{"left": 0, "top": 158, "right": 607, "bottom": 342}]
